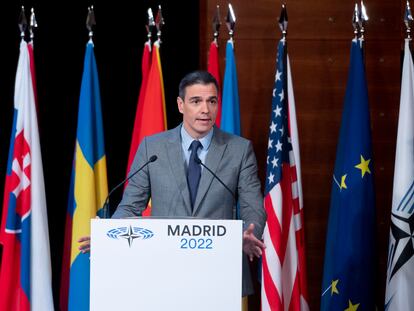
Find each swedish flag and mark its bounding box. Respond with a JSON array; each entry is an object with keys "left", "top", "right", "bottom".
[{"left": 66, "top": 41, "right": 108, "bottom": 311}]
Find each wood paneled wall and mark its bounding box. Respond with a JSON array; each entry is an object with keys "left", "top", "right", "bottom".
[{"left": 200, "top": 1, "right": 403, "bottom": 309}]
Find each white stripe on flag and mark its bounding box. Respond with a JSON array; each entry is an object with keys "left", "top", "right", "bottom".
[
  {"left": 294, "top": 212, "right": 302, "bottom": 231},
  {"left": 263, "top": 224, "right": 283, "bottom": 296},
  {"left": 287, "top": 55, "right": 303, "bottom": 210},
  {"left": 261, "top": 267, "right": 272, "bottom": 311},
  {"left": 282, "top": 214, "right": 299, "bottom": 311},
  {"left": 269, "top": 184, "right": 283, "bottom": 228},
  {"left": 291, "top": 181, "right": 298, "bottom": 199}
]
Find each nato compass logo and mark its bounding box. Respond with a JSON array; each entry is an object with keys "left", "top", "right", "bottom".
[{"left": 107, "top": 226, "right": 154, "bottom": 247}]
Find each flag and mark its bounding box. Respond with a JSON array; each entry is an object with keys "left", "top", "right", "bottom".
[
  {"left": 0, "top": 40, "right": 54, "bottom": 310},
  {"left": 221, "top": 39, "right": 240, "bottom": 135},
  {"left": 385, "top": 39, "right": 414, "bottom": 310},
  {"left": 320, "top": 39, "right": 375, "bottom": 310},
  {"left": 261, "top": 39, "right": 309, "bottom": 311},
  {"left": 126, "top": 40, "right": 152, "bottom": 176},
  {"left": 27, "top": 42, "right": 38, "bottom": 109},
  {"left": 208, "top": 40, "right": 222, "bottom": 127},
  {"left": 60, "top": 40, "right": 108, "bottom": 311},
  {"left": 134, "top": 40, "right": 167, "bottom": 216}
]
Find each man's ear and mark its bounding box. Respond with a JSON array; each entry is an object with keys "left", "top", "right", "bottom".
[{"left": 177, "top": 96, "right": 184, "bottom": 114}]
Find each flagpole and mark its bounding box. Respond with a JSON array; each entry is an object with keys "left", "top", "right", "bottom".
[
  {"left": 86, "top": 6, "right": 96, "bottom": 43},
  {"left": 352, "top": 3, "right": 360, "bottom": 42},
  {"left": 213, "top": 5, "right": 221, "bottom": 45},
  {"left": 352, "top": 2, "right": 368, "bottom": 50},
  {"left": 146, "top": 7, "right": 155, "bottom": 45},
  {"left": 29, "top": 7, "right": 37, "bottom": 43},
  {"left": 405, "top": 0, "right": 413, "bottom": 40},
  {"left": 18, "top": 6, "right": 27, "bottom": 40},
  {"left": 279, "top": 4, "right": 288, "bottom": 42},
  {"left": 155, "top": 5, "right": 164, "bottom": 44},
  {"left": 226, "top": 3, "right": 236, "bottom": 43}
]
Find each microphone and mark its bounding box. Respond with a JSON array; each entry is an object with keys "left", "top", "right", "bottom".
[
  {"left": 102, "top": 155, "right": 157, "bottom": 218},
  {"left": 194, "top": 157, "right": 236, "bottom": 203}
]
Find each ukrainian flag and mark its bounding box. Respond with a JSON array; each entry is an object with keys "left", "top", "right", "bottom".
[{"left": 66, "top": 40, "right": 108, "bottom": 311}]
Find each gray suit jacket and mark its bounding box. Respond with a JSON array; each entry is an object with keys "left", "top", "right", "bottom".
[{"left": 113, "top": 125, "right": 266, "bottom": 296}]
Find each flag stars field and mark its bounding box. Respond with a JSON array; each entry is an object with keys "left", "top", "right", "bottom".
[
  {"left": 270, "top": 121, "right": 277, "bottom": 133},
  {"left": 354, "top": 155, "right": 371, "bottom": 178},
  {"left": 268, "top": 138, "right": 273, "bottom": 149},
  {"left": 274, "top": 105, "right": 282, "bottom": 117},
  {"left": 275, "top": 140, "right": 283, "bottom": 152},
  {"left": 278, "top": 89, "right": 284, "bottom": 101},
  {"left": 271, "top": 157, "right": 279, "bottom": 168},
  {"left": 275, "top": 69, "right": 282, "bottom": 81},
  {"left": 322, "top": 279, "right": 340, "bottom": 296},
  {"left": 268, "top": 172, "right": 275, "bottom": 184},
  {"left": 340, "top": 175, "right": 347, "bottom": 190},
  {"left": 344, "top": 299, "right": 360, "bottom": 311},
  {"left": 321, "top": 40, "right": 375, "bottom": 311},
  {"left": 331, "top": 279, "right": 339, "bottom": 295}
]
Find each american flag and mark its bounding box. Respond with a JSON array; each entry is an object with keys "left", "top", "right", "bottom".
[{"left": 261, "top": 39, "right": 309, "bottom": 311}]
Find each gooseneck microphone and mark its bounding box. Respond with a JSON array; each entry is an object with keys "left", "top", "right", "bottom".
[
  {"left": 102, "top": 155, "right": 158, "bottom": 218},
  {"left": 194, "top": 157, "right": 236, "bottom": 202}
]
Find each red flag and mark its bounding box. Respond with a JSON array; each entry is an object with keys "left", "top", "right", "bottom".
[
  {"left": 132, "top": 40, "right": 167, "bottom": 216},
  {"left": 207, "top": 40, "right": 222, "bottom": 127},
  {"left": 126, "top": 41, "right": 152, "bottom": 176}
]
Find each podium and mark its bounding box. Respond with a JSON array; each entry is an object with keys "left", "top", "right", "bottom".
[{"left": 90, "top": 218, "right": 243, "bottom": 311}]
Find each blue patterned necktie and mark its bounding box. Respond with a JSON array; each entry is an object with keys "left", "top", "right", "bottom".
[{"left": 187, "top": 140, "right": 202, "bottom": 210}]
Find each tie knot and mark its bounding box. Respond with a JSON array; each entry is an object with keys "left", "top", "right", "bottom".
[{"left": 190, "top": 140, "right": 202, "bottom": 153}]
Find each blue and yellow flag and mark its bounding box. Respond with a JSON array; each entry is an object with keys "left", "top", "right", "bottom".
[
  {"left": 61, "top": 41, "right": 108, "bottom": 311},
  {"left": 321, "top": 40, "right": 375, "bottom": 310}
]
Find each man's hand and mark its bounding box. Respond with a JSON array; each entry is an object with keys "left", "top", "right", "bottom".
[
  {"left": 243, "top": 223, "right": 266, "bottom": 261},
  {"left": 77, "top": 216, "right": 100, "bottom": 253},
  {"left": 78, "top": 236, "right": 91, "bottom": 253}
]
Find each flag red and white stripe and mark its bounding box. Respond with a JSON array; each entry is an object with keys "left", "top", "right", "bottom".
[{"left": 261, "top": 40, "right": 309, "bottom": 311}]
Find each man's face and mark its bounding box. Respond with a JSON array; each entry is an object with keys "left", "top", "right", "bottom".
[{"left": 177, "top": 83, "right": 218, "bottom": 139}]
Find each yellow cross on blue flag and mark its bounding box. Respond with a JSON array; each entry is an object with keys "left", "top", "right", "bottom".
[{"left": 61, "top": 40, "right": 108, "bottom": 311}]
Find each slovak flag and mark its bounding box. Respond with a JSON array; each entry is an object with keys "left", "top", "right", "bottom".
[{"left": 0, "top": 40, "right": 54, "bottom": 310}]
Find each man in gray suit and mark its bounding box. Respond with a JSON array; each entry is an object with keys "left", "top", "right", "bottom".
[{"left": 81, "top": 70, "right": 266, "bottom": 296}]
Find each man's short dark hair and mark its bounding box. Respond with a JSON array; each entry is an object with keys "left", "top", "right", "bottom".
[{"left": 178, "top": 71, "right": 219, "bottom": 99}]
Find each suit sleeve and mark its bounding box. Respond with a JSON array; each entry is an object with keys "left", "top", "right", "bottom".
[
  {"left": 238, "top": 141, "right": 267, "bottom": 238},
  {"left": 112, "top": 137, "right": 151, "bottom": 218}
]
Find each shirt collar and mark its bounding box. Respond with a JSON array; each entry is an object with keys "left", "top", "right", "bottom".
[{"left": 181, "top": 124, "right": 214, "bottom": 151}]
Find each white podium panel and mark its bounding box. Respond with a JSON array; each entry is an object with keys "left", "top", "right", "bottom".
[{"left": 90, "top": 218, "right": 242, "bottom": 311}]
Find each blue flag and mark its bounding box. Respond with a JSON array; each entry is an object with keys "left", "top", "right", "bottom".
[
  {"left": 220, "top": 40, "right": 241, "bottom": 135},
  {"left": 321, "top": 40, "right": 375, "bottom": 311}
]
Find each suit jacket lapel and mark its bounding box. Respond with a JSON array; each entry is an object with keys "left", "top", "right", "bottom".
[
  {"left": 167, "top": 126, "right": 192, "bottom": 215},
  {"left": 193, "top": 128, "right": 227, "bottom": 215}
]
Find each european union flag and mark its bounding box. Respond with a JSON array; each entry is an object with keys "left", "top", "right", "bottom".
[{"left": 321, "top": 40, "right": 376, "bottom": 310}]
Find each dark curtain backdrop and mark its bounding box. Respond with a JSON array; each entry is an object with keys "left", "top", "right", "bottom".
[{"left": 0, "top": 1, "right": 200, "bottom": 308}]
